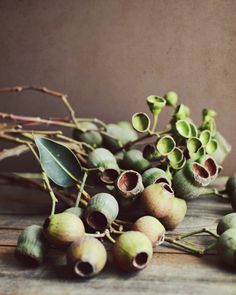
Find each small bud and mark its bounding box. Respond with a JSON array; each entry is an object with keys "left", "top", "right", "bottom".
[
  {"left": 161, "top": 197, "right": 187, "bottom": 230},
  {"left": 132, "top": 216, "right": 165, "bottom": 246},
  {"left": 146, "top": 96, "right": 166, "bottom": 115},
  {"left": 164, "top": 91, "right": 178, "bottom": 107},
  {"left": 121, "top": 149, "right": 151, "bottom": 173},
  {"left": 86, "top": 193, "right": 119, "bottom": 230},
  {"left": 216, "top": 213, "right": 236, "bottom": 235},
  {"left": 216, "top": 228, "right": 236, "bottom": 268},
  {"left": 64, "top": 207, "right": 83, "bottom": 218},
  {"left": 142, "top": 167, "right": 171, "bottom": 187},
  {"left": 15, "top": 225, "right": 47, "bottom": 266},
  {"left": 67, "top": 236, "right": 107, "bottom": 278},
  {"left": 73, "top": 122, "right": 103, "bottom": 147},
  {"left": 141, "top": 183, "right": 174, "bottom": 219},
  {"left": 43, "top": 212, "right": 85, "bottom": 248},
  {"left": 112, "top": 231, "right": 153, "bottom": 271}
]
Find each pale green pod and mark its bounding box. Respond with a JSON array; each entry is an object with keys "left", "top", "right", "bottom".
[
  {"left": 175, "top": 119, "right": 191, "bottom": 138},
  {"left": 217, "top": 213, "right": 236, "bottom": 235},
  {"left": 170, "top": 157, "right": 186, "bottom": 170},
  {"left": 199, "top": 130, "right": 211, "bottom": 146},
  {"left": 112, "top": 231, "right": 153, "bottom": 271},
  {"left": 174, "top": 104, "right": 190, "bottom": 120},
  {"left": 206, "top": 139, "right": 218, "bottom": 154},
  {"left": 142, "top": 167, "right": 171, "bottom": 187},
  {"left": 15, "top": 225, "right": 47, "bottom": 266},
  {"left": 132, "top": 216, "right": 165, "bottom": 246},
  {"left": 43, "top": 212, "right": 85, "bottom": 248},
  {"left": 167, "top": 147, "right": 183, "bottom": 165},
  {"left": 73, "top": 122, "right": 103, "bottom": 147},
  {"left": 216, "top": 228, "right": 236, "bottom": 268},
  {"left": 121, "top": 149, "right": 151, "bottom": 173},
  {"left": 117, "top": 121, "right": 139, "bottom": 142},
  {"left": 161, "top": 197, "right": 187, "bottom": 230},
  {"left": 143, "top": 144, "right": 161, "bottom": 161},
  {"left": 211, "top": 131, "right": 231, "bottom": 164},
  {"left": 198, "top": 155, "right": 219, "bottom": 182},
  {"left": 187, "top": 138, "right": 202, "bottom": 154},
  {"left": 132, "top": 112, "right": 151, "bottom": 133},
  {"left": 156, "top": 135, "right": 176, "bottom": 155},
  {"left": 164, "top": 91, "right": 178, "bottom": 107},
  {"left": 64, "top": 207, "right": 83, "bottom": 218},
  {"left": 189, "top": 122, "right": 198, "bottom": 137},
  {"left": 146, "top": 95, "right": 166, "bottom": 115},
  {"left": 67, "top": 236, "right": 107, "bottom": 278},
  {"left": 86, "top": 193, "right": 119, "bottom": 230},
  {"left": 115, "top": 170, "right": 144, "bottom": 209}
]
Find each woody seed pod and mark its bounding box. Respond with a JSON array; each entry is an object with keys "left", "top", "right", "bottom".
[
  {"left": 216, "top": 228, "right": 236, "bottom": 268},
  {"left": 15, "top": 225, "right": 47, "bottom": 266},
  {"left": 43, "top": 212, "right": 85, "bottom": 248},
  {"left": 132, "top": 216, "right": 165, "bottom": 246},
  {"left": 142, "top": 167, "right": 171, "bottom": 187},
  {"left": 216, "top": 213, "right": 236, "bottom": 235},
  {"left": 67, "top": 236, "right": 107, "bottom": 278},
  {"left": 112, "top": 231, "right": 153, "bottom": 271},
  {"left": 198, "top": 155, "right": 219, "bottom": 182},
  {"left": 73, "top": 122, "right": 103, "bottom": 147},
  {"left": 86, "top": 193, "right": 119, "bottom": 230},
  {"left": 161, "top": 197, "right": 187, "bottom": 230},
  {"left": 141, "top": 183, "right": 174, "bottom": 219},
  {"left": 121, "top": 149, "right": 151, "bottom": 173}
]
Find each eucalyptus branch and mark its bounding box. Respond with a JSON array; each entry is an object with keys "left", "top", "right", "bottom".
[
  {"left": 75, "top": 172, "right": 88, "bottom": 207},
  {"left": 164, "top": 237, "right": 205, "bottom": 255},
  {"left": 0, "top": 144, "right": 29, "bottom": 161},
  {"left": 56, "top": 134, "right": 94, "bottom": 151}
]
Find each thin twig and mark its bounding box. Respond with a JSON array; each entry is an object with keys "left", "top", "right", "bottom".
[{"left": 75, "top": 172, "right": 88, "bottom": 207}]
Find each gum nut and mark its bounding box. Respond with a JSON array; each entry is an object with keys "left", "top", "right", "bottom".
[
  {"left": 64, "top": 207, "right": 83, "bottom": 218},
  {"left": 229, "top": 190, "right": 236, "bottom": 212},
  {"left": 132, "top": 216, "right": 165, "bottom": 246},
  {"left": 112, "top": 231, "right": 153, "bottom": 271},
  {"left": 67, "top": 236, "right": 107, "bottom": 278},
  {"left": 161, "top": 197, "right": 187, "bottom": 230},
  {"left": 226, "top": 174, "right": 236, "bottom": 195},
  {"left": 15, "top": 225, "right": 47, "bottom": 266},
  {"left": 141, "top": 183, "right": 174, "bottom": 219},
  {"left": 43, "top": 212, "right": 85, "bottom": 248},
  {"left": 217, "top": 213, "right": 236, "bottom": 235},
  {"left": 216, "top": 228, "right": 236, "bottom": 268}
]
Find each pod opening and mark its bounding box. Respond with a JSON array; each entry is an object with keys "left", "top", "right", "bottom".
[
  {"left": 87, "top": 211, "right": 108, "bottom": 230},
  {"left": 100, "top": 168, "right": 119, "bottom": 184},
  {"left": 192, "top": 163, "right": 209, "bottom": 178},
  {"left": 162, "top": 183, "right": 174, "bottom": 194},
  {"left": 204, "top": 158, "right": 217, "bottom": 176},
  {"left": 132, "top": 252, "right": 148, "bottom": 269},
  {"left": 74, "top": 261, "right": 94, "bottom": 277},
  {"left": 118, "top": 171, "right": 139, "bottom": 192},
  {"left": 155, "top": 177, "right": 169, "bottom": 185}
]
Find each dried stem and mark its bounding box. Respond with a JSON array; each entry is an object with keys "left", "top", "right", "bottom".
[
  {"left": 75, "top": 172, "right": 88, "bottom": 207},
  {"left": 0, "top": 144, "right": 29, "bottom": 161},
  {"left": 42, "top": 172, "right": 58, "bottom": 216}
]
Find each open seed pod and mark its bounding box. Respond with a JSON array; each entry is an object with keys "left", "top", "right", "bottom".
[
  {"left": 15, "top": 225, "right": 47, "bottom": 266},
  {"left": 132, "top": 216, "right": 165, "bottom": 246},
  {"left": 43, "top": 212, "right": 85, "bottom": 248},
  {"left": 216, "top": 228, "right": 236, "bottom": 268},
  {"left": 205, "top": 139, "right": 218, "bottom": 155},
  {"left": 198, "top": 155, "right": 219, "bottom": 182},
  {"left": 167, "top": 147, "right": 184, "bottom": 169},
  {"left": 217, "top": 213, "right": 236, "bottom": 235},
  {"left": 146, "top": 95, "right": 166, "bottom": 115},
  {"left": 132, "top": 112, "right": 151, "bottom": 133},
  {"left": 175, "top": 119, "right": 191, "bottom": 138},
  {"left": 86, "top": 193, "right": 119, "bottom": 230},
  {"left": 67, "top": 236, "right": 107, "bottom": 278},
  {"left": 199, "top": 130, "right": 212, "bottom": 146},
  {"left": 141, "top": 183, "right": 174, "bottom": 219},
  {"left": 173, "top": 104, "right": 190, "bottom": 120},
  {"left": 164, "top": 91, "right": 178, "bottom": 107},
  {"left": 121, "top": 149, "right": 151, "bottom": 173},
  {"left": 142, "top": 167, "right": 171, "bottom": 187},
  {"left": 161, "top": 197, "right": 187, "bottom": 230},
  {"left": 115, "top": 170, "right": 144, "bottom": 209},
  {"left": 112, "top": 231, "right": 153, "bottom": 271},
  {"left": 64, "top": 207, "right": 83, "bottom": 218},
  {"left": 156, "top": 135, "right": 176, "bottom": 156},
  {"left": 73, "top": 122, "right": 103, "bottom": 147}
]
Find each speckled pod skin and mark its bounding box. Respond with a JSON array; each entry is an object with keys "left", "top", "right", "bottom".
[
  {"left": 64, "top": 207, "right": 83, "bottom": 218},
  {"left": 216, "top": 213, "right": 236, "bottom": 235},
  {"left": 142, "top": 167, "right": 171, "bottom": 187},
  {"left": 216, "top": 228, "right": 236, "bottom": 268},
  {"left": 121, "top": 149, "right": 151, "bottom": 173},
  {"left": 211, "top": 131, "right": 231, "bottom": 164},
  {"left": 67, "top": 236, "right": 107, "bottom": 278},
  {"left": 161, "top": 197, "right": 187, "bottom": 230},
  {"left": 115, "top": 170, "right": 144, "bottom": 209},
  {"left": 132, "top": 216, "right": 165, "bottom": 246},
  {"left": 86, "top": 193, "right": 119, "bottom": 230},
  {"left": 15, "top": 225, "right": 47, "bottom": 265},
  {"left": 43, "top": 212, "right": 85, "bottom": 248},
  {"left": 112, "top": 231, "right": 153, "bottom": 271},
  {"left": 73, "top": 122, "right": 103, "bottom": 147},
  {"left": 141, "top": 183, "right": 174, "bottom": 219}
]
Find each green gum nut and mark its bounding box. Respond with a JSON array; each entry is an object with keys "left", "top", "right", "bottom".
[
  {"left": 199, "top": 130, "right": 212, "bottom": 146},
  {"left": 87, "top": 148, "right": 120, "bottom": 184},
  {"left": 146, "top": 95, "right": 166, "bottom": 115},
  {"left": 175, "top": 119, "right": 191, "bottom": 138},
  {"left": 174, "top": 104, "right": 190, "bottom": 120},
  {"left": 64, "top": 207, "right": 83, "bottom": 218},
  {"left": 216, "top": 228, "right": 236, "bottom": 268},
  {"left": 217, "top": 213, "right": 236, "bottom": 235},
  {"left": 73, "top": 122, "right": 103, "bottom": 147},
  {"left": 142, "top": 167, "right": 171, "bottom": 187},
  {"left": 161, "top": 197, "right": 187, "bottom": 230},
  {"left": 15, "top": 225, "right": 47, "bottom": 266},
  {"left": 132, "top": 112, "right": 151, "bottom": 133},
  {"left": 170, "top": 157, "right": 186, "bottom": 170},
  {"left": 189, "top": 122, "right": 198, "bottom": 137},
  {"left": 206, "top": 139, "right": 218, "bottom": 154},
  {"left": 67, "top": 236, "right": 107, "bottom": 278},
  {"left": 115, "top": 170, "right": 144, "bottom": 209},
  {"left": 187, "top": 138, "right": 203, "bottom": 157},
  {"left": 112, "top": 231, "right": 153, "bottom": 271},
  {"left": 141, "top": 183, "right": 174, "bottom": 219},
  {"left": 143, "top": 144, "right": 161, "bottom": 161},
  {"left": 164, "top": 91, "right": 178, "bottom": 107},
  {"left": 226, "top": 175, "right": 236, "bottom": 211},
  {"left": 132, "top": 216, "right": 165, "bottom": 246},
  {"left": 121, "top": 149, "right": 151, "bottom": 173},
  {"left": 156, "top": 135, "right": 176, "bottom": 156},
  {"left": 117, "top": 121, "right": 138, "bottom": 142},
  {"left": 198, "top": 155, "right": 219, "bottom": 182},
  {"left": 167, "top": 147, "right": 183, "bottom": 165},
  {"left": 86, "top": 193, "right": 119, "bottom": 230},
  {"left": 43, "top": 212, "right": 85, "bottom": 248},
  {"left": 210, "top": 131, "right": 231, "bottom": 164}
]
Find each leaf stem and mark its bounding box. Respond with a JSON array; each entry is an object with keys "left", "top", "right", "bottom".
[
  {"left": 164, "top": 237, "right": 204, "bottom": 255},
  {"left": 75, "top": 172, "right": 88, "bottom": 207},
  {"left": 42, "top": 172, "right": 58, "bottom": 216}
]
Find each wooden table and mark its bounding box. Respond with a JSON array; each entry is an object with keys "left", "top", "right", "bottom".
[{"left": 0, "top": 183, "right": 235, "bottom": 295}]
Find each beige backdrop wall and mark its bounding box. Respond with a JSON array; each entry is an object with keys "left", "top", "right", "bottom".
[{"left": 0, "top": 0, "right": 236, "bottom": 175}]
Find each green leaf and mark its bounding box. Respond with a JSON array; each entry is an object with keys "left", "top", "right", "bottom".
[
  {"left": 35, "top": 137, "right": 82, "bottom": 187},
  {"left": 132, "top": 112, "right": 150, "bottom": 133}
]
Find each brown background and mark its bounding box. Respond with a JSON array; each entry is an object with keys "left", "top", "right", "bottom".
[{"left": 0, "top": 0, "right": 236, "bottom": 175}]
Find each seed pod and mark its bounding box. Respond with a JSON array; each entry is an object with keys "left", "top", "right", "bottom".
[
  {"left": 142, "top": 167, "right": 171, "bottom": 187},
  {"left": 73, "top": 122, "right": 103, "bottom": 147},
  {"left": 141, "top": 183, "right": 174, "bottom": 219},
  {"left": 198, "top": 155, "right": 219, "bottom": 182},
  {"left": 67, "top": 236, "right": 107, "bottom": 278},
  {"left": 132, "top": 112, "right": 151, "bottom": 133},
  {"left": 226, "top": 174, "right": 236, "bottom": 195},
  {"left": 174, "top": 104, "right": 190, "bottom": 120},
  {"left": 211, "top": 131, "right": 231, "bottom": 164},
  {"left": 86, "top": 193, "right": 119, "bottom": 230},
  {"left": 143, "top": 144, "right": 161, "bottom": 161},
  {"left": 121, "top": 149, "right": 151, "bottom": 173},
  {"left": 112, "top": 231, "right": 153, "bottom": 271},
  {"left": 146, "top": 95, "right": 166, "bottom": 115},
  {"left": 216, "top": 228, "right": 236, "bottom": 268},
  {"left": 229, "top": 190, "right": 236, "bottom": 212},
  {"left": 164, "top": 91, "right": 178, "bottom": 107},
  {"left": 43, "top": 212, "right": 85, "bottom": 248},
  {"left": 156, "top": 135, "right": 176, "bottom": 155},
  {"left": 15, "top": 225, "right": 47, "bottom": 266},
  {"left": 64, "top": 207, "right": 83, "bottom": 218},
  {"left": 132, "top": 216, "right": 165, "bottom": 246},
  {"left": 216, "top": 213, "right": 236, "bottom": 235},
  {"left": 161, "top": 197, "right": 187, "bottom": 230}
]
